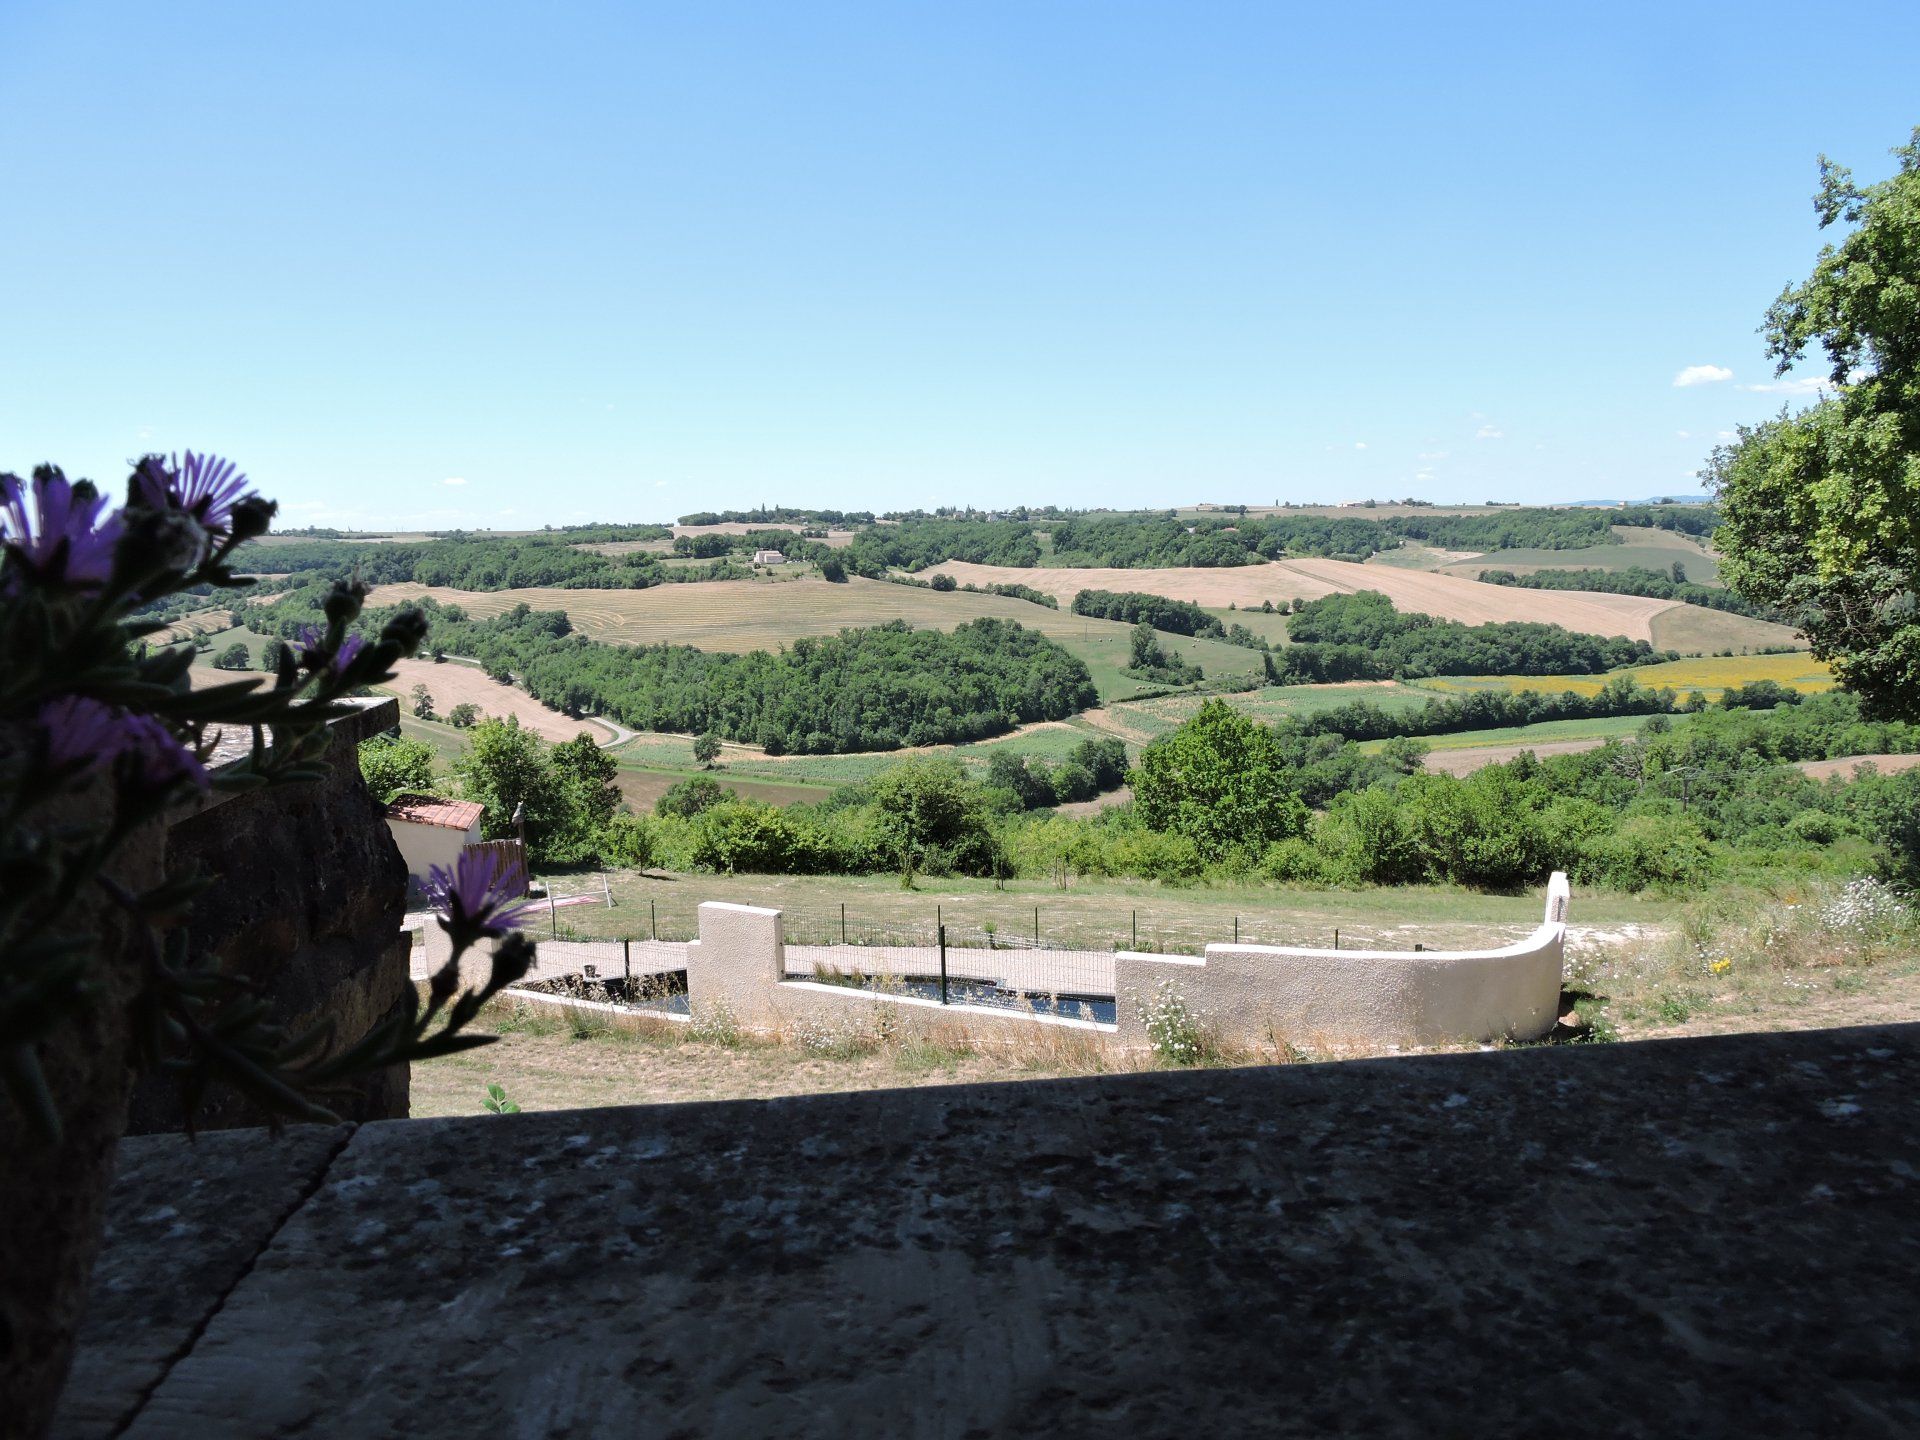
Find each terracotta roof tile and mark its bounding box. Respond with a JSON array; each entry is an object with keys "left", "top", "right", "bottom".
[{"left": 385, "top": 795, "right": 486, "bottom": 831}]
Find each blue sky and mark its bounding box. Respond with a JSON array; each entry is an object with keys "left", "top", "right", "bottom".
[{"left": 2, "top": 3, "right": 1915, "bottom": 528}]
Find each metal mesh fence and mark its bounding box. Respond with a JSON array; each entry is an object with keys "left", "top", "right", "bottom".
[{"left": 498, "top": 897, "right": 1370, "bottom": 1024}]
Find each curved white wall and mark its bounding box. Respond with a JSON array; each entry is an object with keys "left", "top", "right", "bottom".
[{"left": 1113, "top": 873, "right": 1570, "bottom": 1048}]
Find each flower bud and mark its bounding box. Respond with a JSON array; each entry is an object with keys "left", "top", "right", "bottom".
[
  {"left": 489, "top": 933, "right": 536, "bottom": 991},
  {"left": 228, "top": 495, "right": 277, "bottom": 541},
  {"left": 117, "top": 506, "right": 210, "bottom": 582},
  {"left": 380, "top": 606, "right": 430, "bottom": 657},
  {"left": 322, "top": 580, "right": 365, "bottom": 627}
]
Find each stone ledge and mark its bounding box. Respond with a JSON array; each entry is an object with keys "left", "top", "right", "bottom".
[{"left": 58, "top": 1024, "right": 1920, "bottom": 1438}]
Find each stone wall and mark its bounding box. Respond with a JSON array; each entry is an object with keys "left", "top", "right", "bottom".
[
  {"left": 123, "top": 698, "right": 413, "bottom": 1135},
  {"left": 52, "top": 1023, "right": 1920, "bottom": 1437}
]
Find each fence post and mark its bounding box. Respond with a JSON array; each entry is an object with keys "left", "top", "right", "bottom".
[
  {"left": 603, "top": 871, "right": 613, "bottom": 908},
  {"left": 938, "top": 924, "right": 949, "bottom": 1006},
  {"left": 1333, "top": 928, "right": 1339, "bottom": 950},
  {"left": 1234, "top": 915, "right": 1239, "bottom": 944},
  {"left": 1132, "top": 910, "right": 1137, "bottom": 950},
  {"left": 840, "top": 902, "right": 846, "bottom": 944},
  {"left": 549, "top": 888, "right": 557, "bottom": 939},
  {"left": 623, "top": 937, "right": 631, "bottom": 982},
  {"left": 1033, "top": 906, "right": 1039, "bottom": 944},
  {"left": 936, "top": 903, "right": 942, "bottom": 935},
  {"left": 650, "top": 898, "right": 657, "bottom": 941}
]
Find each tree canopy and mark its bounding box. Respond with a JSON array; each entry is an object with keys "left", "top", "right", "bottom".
[{"left": 1711, "top": 128, "right": 1920, "bottom": 718}]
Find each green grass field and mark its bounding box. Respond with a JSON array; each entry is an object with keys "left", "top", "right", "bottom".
[
  {"left": 185, "top": 625, "right": 274, "bottom": 669},
  {"left": 1095, "top": 682, "right": 1433, "bottom": 742},
  {"left": 1355, "top": 711, "right": 1697, "bottom": 755}
]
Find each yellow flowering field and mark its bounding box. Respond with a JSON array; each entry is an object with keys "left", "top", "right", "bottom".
[{"left": 1415, "top": 651, "right": 1834, "bottom": 700}]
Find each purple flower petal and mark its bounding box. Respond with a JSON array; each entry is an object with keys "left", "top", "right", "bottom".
[
  {"left": 34, "top": 696, "right": 209, "bottom": 793},
  {"left": 132, "top": 451, "right": 256, "bottom": 534},
  {"left": 1, "top": 469, "right": 124, "bottom": 589},
  {"left": 429, "top": 845, "right": 537, "bottom": 939},
  {"left": 37, "top": 696, "right": 125, "bottom": 776}
]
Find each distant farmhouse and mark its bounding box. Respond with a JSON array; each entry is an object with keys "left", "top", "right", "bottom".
[{"left": 752, "top": 548, "right": 786, "bottom": 565}]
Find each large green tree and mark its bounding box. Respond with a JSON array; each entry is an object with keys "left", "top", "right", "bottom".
[
  {"left": 1130, "top": 700, "right": 1308, "bottom": 860},
  {"left": 1711, "top": 129, "right": 1920, "bottom": 718},
  {"left": 453, "top": 717, "right": 567, "bottom": 853}
]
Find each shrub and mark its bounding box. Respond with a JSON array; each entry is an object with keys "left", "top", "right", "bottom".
[
  {"left": 595, "top": 812, "right": 655, "bottom": 869},
  {"left": 656, "top": 775, "right": 731, "bottom": 819},
  {"left": 1577, "top": 814, "right": 1717, "bottom": 892}
]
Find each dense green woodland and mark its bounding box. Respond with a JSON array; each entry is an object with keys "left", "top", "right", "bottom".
[
  {"left": 1266, "top": 591, "right": 1662, "bottom": 681},
  {"left": 1071, "top": 589, "right": 1223, "bottom": 635},
  {"left": 268, "top": 595, "right": 1096, "bottom": 753}
]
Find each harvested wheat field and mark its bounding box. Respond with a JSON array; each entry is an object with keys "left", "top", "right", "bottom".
[
  {"left": 1648, "top": 604, "right": 1803, "bottom": 654},
  {"left": 380, "top": 657, "right": 612, "bottom": 745},
  {"left": 1795, "top": 753, "right": 1920, "bottom": 782},
  {"left": 921, "top": 558, "right": 1683, "bottom": 641},
  {"left": 366, "top": 576, "right": 1208, "bottom": 657}
]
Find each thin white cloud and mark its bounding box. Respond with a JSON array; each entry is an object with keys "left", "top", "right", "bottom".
[
  {"left": 1354, "top": 442, "right": 1368, "bottom": 450},
  {"left": 1674, "top": 364, "right": 1733, "bottom": 388},
  {"left": 1417, "top": 450, "right": 1448, "bottom": 462},
  {"left": 1475, "top": 425, "right": 1504, "bottom": 440},
  {"left": 442, "top": 476, "right": 468, "bottom": 486},
  {"left": 1739, "top": 376, "right": 1829, "bottom": 396}
]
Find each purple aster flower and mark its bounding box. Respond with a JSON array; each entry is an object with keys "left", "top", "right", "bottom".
[
  {"left": 34, "top": 697, "right": 210, "bottom": 793},
  {"left": 1, "top": 469, "right": 125, "bottom": 590},
  {"left": 131, "top": 451, "right": 255, "bottom": 534},
  {"left": 296, "top": 625, "right": 366, "bottom": 674},
  {"left": 37, "top": 696, "right": 126, "bottom": 776},
  {"left": 118, "top": 712, "right": 211, "bottom": 793},
  {"left": 427, "top": 847, "right": 539, "bottom": 943}
]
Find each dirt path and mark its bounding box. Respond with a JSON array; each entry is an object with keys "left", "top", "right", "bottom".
[{"left": 1795, "top": 753, "right": 1920, "bottom": 781}]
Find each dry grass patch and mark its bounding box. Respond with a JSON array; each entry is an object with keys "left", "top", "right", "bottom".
[
  {"left": 925, "top": 558, "right": 1680, "bottom": 641},
  {"left": 1567, "top": 877, "right": 1920, "bottom": 1042},
  {"left": 379, "top": 657, "right": 609, "bottom": 744}
]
